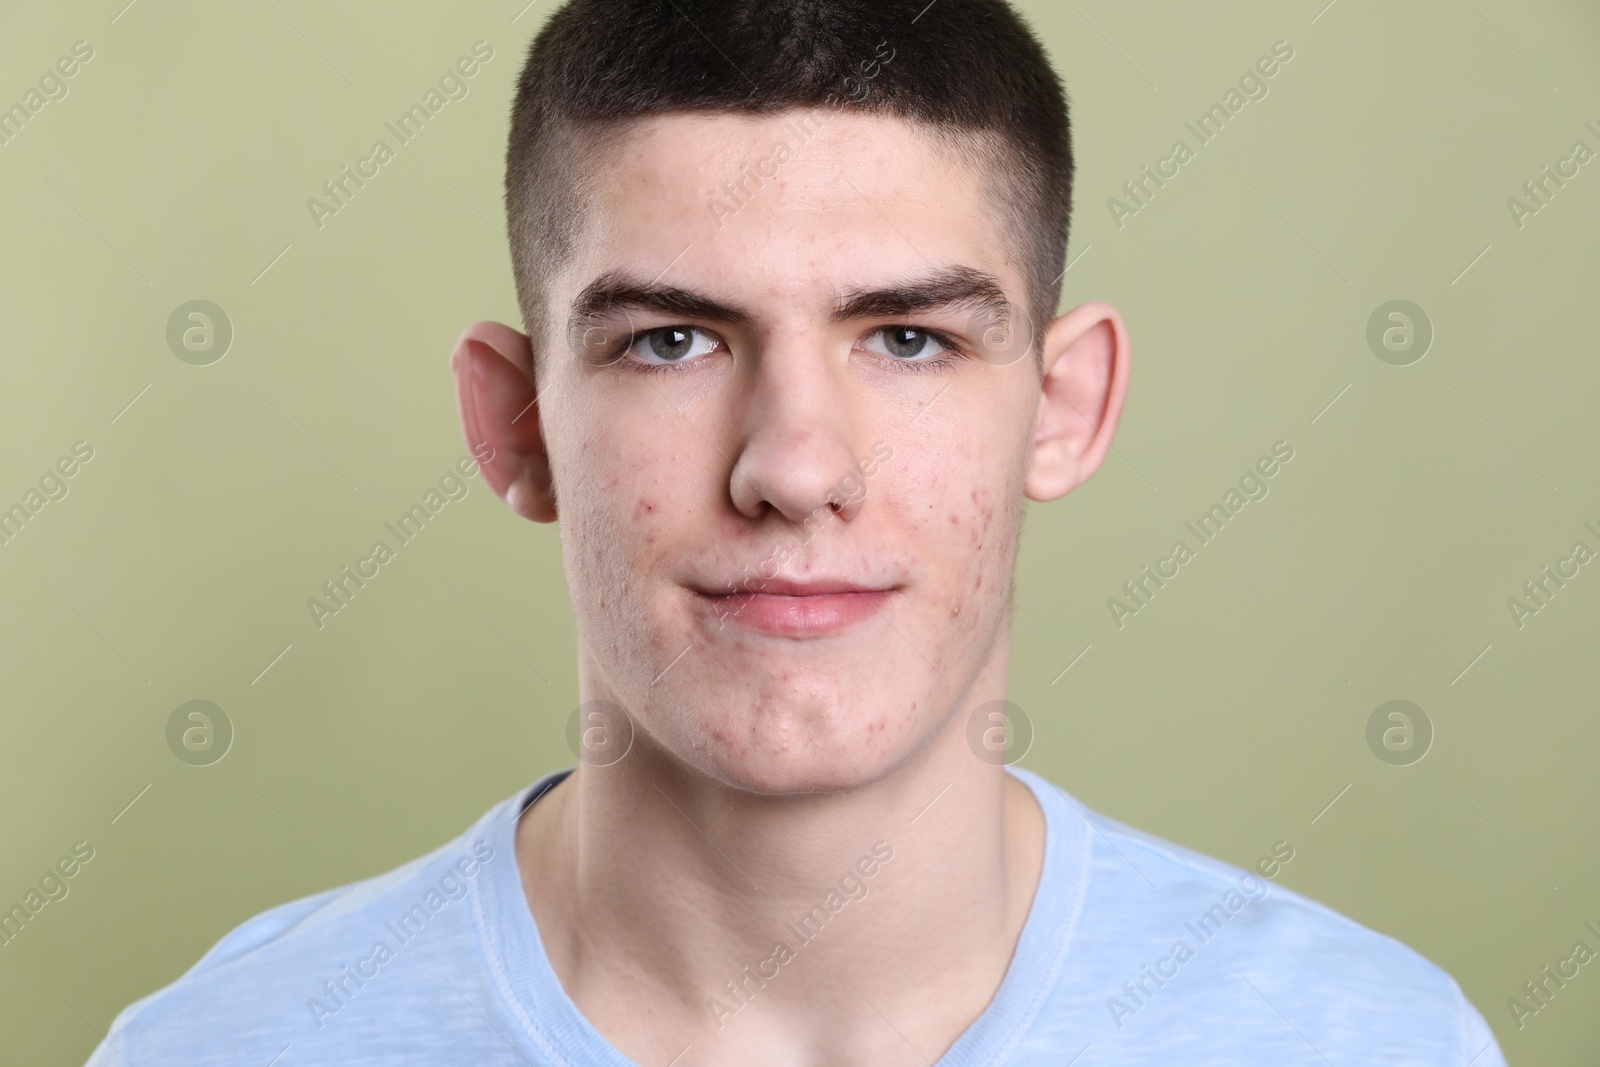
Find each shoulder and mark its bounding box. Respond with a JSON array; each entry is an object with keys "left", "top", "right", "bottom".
[
  {"left": 1014, "top": 768, "right": 1505, "bottom": 1063},
  {"left": 84, "top": 798, "right": 516, "bottom": 1067},
  {"left": 1086, "top": 802, "right": 1444, "bottom": 986}
]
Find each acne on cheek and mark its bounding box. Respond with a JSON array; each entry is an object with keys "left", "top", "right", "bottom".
[
  {"left": 949, "top": 488, "right": 1003, "bottom": 618},
  {"left": 970, "top": 487, "right": 994, "bottom": 549},
  {"left": 633, "top": 498, "right": 659, "bottom": 545}
]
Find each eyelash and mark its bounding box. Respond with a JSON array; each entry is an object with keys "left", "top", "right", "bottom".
[
  {"left": 624, "top": 332, "right": 706, "bottom": 377},
  {"left": 887, "top": 330, "right": 965, "bottom": 373},
  {"left": 611, "top": 326, "right": 968, "bottom": 375}
]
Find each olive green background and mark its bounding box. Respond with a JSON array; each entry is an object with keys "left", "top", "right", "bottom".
[{"left": 1, "top": 0, "right": 1595, "bottom": 1062}]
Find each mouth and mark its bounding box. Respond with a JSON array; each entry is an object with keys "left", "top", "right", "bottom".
[{"left": 687, "top": 577, "right": 901, "bottom": 638}]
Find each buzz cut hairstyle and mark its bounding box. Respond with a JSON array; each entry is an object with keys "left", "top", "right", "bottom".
[{"left": 504, "top": 0, "right": 1074, "bottom": 371}]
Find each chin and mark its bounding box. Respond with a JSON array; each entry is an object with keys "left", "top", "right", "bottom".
[
  {"left": 701, "top": 753, "right": 886, "bottom": 796},
  {"left": 667, "top": 691, "right": 922, "bottom": 796}
]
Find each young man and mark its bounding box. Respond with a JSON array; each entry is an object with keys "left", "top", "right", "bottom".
[{"left": 89, "top": 1, "right": 1505, "bottom": 1063}]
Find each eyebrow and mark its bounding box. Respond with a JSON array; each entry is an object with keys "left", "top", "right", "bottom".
[
  {"left": 834, "top": 265, "right": 1013, "bottom": 326},
  {"left": 569, "top": 269, "right": 758, "bottom": 333},
  {"left": 567, "top": 264, "right": 1013, "bottom": 334}
]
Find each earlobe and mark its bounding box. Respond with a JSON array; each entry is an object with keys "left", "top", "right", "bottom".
[
  {"left": 450, "top": 321, "right": 558, "bottom": 523},
  {"left": 1024, "top": 301, "right": 1130, "bottom": 502}
]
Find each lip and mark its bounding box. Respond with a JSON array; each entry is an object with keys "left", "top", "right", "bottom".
[{"left": 689, "top": 578, "right": 900, "bottom": 638}]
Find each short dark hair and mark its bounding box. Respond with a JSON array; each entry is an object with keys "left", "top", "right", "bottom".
[{"left": 505, "top": 0, "right": 1073, "bottom": 366}]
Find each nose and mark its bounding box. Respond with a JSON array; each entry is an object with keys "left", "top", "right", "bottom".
[{"left": 728, "top": 342, "right": 867, "bottom": 527}]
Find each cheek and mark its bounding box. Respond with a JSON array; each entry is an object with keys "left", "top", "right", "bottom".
[
  {"left": 557, "top": 450, "right": 647, "bottom": 599},
  {"left": 556, "top": 431, "right": 690, "bottom": 625},
  {"left": 944, "top": 486, "right": 1007, "bottom": 614},
  {"left": 633, "top": 496, "right": 660, "bottom": 547},
  {"left": 897, "top": 438, "right": 1018, "bottom": 619}
]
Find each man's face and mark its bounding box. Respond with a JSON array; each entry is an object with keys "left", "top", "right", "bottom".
[{"left": 535, "top": 110, "right": 1050, "bottom": 794}]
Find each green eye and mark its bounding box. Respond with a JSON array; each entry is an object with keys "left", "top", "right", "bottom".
[
  {"left": 627, "top": 326, "right": 717, "bottom": 365},
  {"left": 866, "top": 326, "right": 952, "bottom": 362},
  {"left": 648, "top": 327, "right": 695, "bottom": 361}
]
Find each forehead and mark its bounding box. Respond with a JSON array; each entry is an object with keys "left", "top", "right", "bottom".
[{"left": 556, "top": 110, "right": 1021, "bottom": 320}]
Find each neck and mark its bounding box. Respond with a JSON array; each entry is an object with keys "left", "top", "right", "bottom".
[{"left": 515, "top": 645, "right": 1046, "bottom": 1065}]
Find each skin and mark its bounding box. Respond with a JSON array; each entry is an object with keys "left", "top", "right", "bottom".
[{"left": 451, "top": 110, "right": 1129, "bottom": 1065}]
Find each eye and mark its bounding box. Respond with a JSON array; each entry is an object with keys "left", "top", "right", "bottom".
[
  {"left": 862, "top": 326, "right": 953, "bottom": 363},
  {"left": 625, "top": 325, "right": 719, "bottom": 366}
]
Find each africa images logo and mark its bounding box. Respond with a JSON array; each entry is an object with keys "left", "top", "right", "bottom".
[
  {"left": 1107, "top": 441, "right": 1294, "bottom": 629},
  {"left": 304, "top": 840, "right": 494, "bottom": 1031},
  {"left": 305, "top": 42, "right": 495, "bottom": 230}
]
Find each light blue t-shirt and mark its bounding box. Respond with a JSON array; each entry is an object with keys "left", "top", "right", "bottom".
[{"left": 87, "top": 766, "right": 1505, "bottom": 1065}]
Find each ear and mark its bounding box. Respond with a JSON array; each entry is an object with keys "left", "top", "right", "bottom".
[
  {"left": 1024, "top": 301, "right": 1130, "bottom": 502},
  {"left": 450, "top": 320, "right": 557, "bottom": 523}
]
